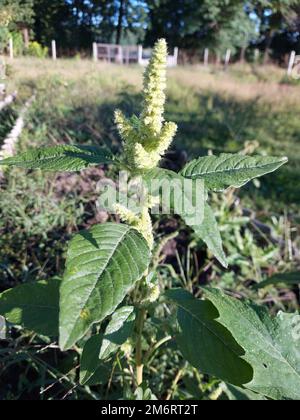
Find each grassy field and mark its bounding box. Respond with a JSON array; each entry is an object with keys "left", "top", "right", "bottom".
[
  {"left": 0, "top": 58, "right": 299, "bottom": 399},
  {"left": 6, "top": 58, "right": 300, "bottom": 205}
]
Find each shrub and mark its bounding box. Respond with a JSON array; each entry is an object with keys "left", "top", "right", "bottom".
[{"left": 26, "top": 41, "right": 48, "bottom": 59}]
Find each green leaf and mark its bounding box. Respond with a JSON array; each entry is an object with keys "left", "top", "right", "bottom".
[
  {"left": 224, "top": 384, "right": 267, "bottom": 401},
  {"left": 143, "top": 167, "right": 205, "bottom": 216},
  {"left": 0, "top": 145, "right": 112, "bottom": 172},
  {"left": 144, "top": 170, "right": 223, "bottom": 267},
  {"left": 253, "top": 272, "right": 300, "bottom": 290},
  {"left": 99, "top": 306, "right": 136, "bottom": 360},
  {"left": 165, "top": 288, "right": 253, "bottom": 386},
  {"left": 80, "top": 334, "right": 112, "bottom": 385},
  {"left": 181, "top": 153, "right": 288, "bottom": 191},
  {"left": 0, "top": 279, "right": 60, "bottom": 337},
  {"left": 143, "top": 167, "right": 184, "bottom": 188},
  {"left": 134, "top": 385, "right": 157, "bottom": 400},
  {"left": 59, "top": 223, "right": 151, "bottom": 350},
  {"left": 143, "top": 167, "right": 188, "bottom": 212},
  {"left": 204, "top": 287, "right": 300, "bottom": 400},
  {"left": 185, "top": 203, "right": 228, "bottom": 268}
]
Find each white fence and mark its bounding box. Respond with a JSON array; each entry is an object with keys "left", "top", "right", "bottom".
[
  {"left": 4, "top": 38, "right": 299, "bottom": 75},
  {"left": 93, "top": 43, "right": 178, "bottom": 67}
]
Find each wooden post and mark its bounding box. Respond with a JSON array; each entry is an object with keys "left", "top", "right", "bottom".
[
  {"left": 51, "top": 40, "right": 57, "bottom": 61},
  {"left": 204, "top": 48, "right": 209, "bottom": 66},
  {"left": 138, "top": 45, "right": 143, "bottom": 65},
  {"left": 22, "top": 27, "right": 30, "bottom": 49},
  {"left": 224, "top": 49, "right": 231, "bottom": 70},
  {"left": 9, "top": 38, "right": 13, "bottom": 59},
  {"left": 240, "top": 47, "right": 246, "bottom": 63},
  {"left": 93, "top": 42, "right": 98, "bottom": 62},
  {"left": 254, "top": 49, "right": 260, "bottom": 64},
  {"left": 287, "top": 51, "right": 296, "bottom": 76}
]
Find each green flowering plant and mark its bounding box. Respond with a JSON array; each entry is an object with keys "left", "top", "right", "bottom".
[
  {"left": 1, "top": 40, "right": 299, "bottom": 400},
  {"left": 115, "top": 40, "right": 177, "bottom": 172},
  {"left": 26, "top": 41, "right": 49, "bottom": 59}
]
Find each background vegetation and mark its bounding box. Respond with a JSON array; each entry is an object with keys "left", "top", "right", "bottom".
[{"left": 0, "top": 0, "right": 300, "bottom": 61}]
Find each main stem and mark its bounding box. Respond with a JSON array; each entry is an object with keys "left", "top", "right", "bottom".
[{"left": 135, "top": 306, "right": 146, "bottom": 386}]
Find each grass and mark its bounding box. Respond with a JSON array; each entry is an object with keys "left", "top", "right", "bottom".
[{"left": 0, "top": 57, "right": 299, "bottom": 400}]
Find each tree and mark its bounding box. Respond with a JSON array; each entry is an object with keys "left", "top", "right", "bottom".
[
  {"left": 0, "top": 0, "right": 34, "bottom": 50},
  {"left": 96, "top": 0, "right": 147, "bottom": 45},
  {"left": 33, "top": 0, "right": 77, "bottom": 50},
  {"left": 250, "top": 0, "right": 300, "bottom": 63},
  {"left": 32, "top": 1, "right": 147, "bottom": 52},
  {"left": 0, "top": 0, "right": 34, "bottom": 28},
  {"left": 145, "top": 0, "right": 258, "bottom": 56},
  {"left": 116, "top": 0, "right": 126, "bottom": 44}
]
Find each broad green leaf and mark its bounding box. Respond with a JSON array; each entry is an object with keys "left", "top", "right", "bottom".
[
  {"left": 80, "top": 334, "right": 112, "bottom": 385},
  {"left": 143, "top": 167, "right": 205, "bottom": 218},
  {"left": 185, "top": 203, "right": 228, "bottom": 268},
  {"left": 0, "top": 279, "right": 60, "bottom": 337},
  {"left": 99, "top": 306, "right": 136, "bottom": 360},
  {"left": 204, "top": 287, "right": 300, "bottom": 400},
  {"left": 181, "top": 153, "right": 288, "bottom": 191},
  {"left": 253, "top": 272, "right": 300, "bottom": 290},
  {"left": 143, "top": 167, "right": 193, "bottom": 212},
  {"left": 0, "top": 145, "right": 112, "bottom": 172},
  {"left": 165, "top": 288, "right": 253, "bottom": 386},
  {"left": 145, "top": 170, "right": 221, "bottom": 267},
  {"left": 143, "top": 167, "right": 184, "bottom": 190},
  {"left": 59, "top": 223, "right": 151, "bottom": 350},
  {"left": 224, "top": 384, "right": 267, "bottom": 401}
]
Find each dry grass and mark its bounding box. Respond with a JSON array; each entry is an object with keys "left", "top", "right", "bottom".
[
  {"left": 7, "top": 58, "right": 300, "bottom": 109},
  {"left": 169, "top": 64, "right": 300, "bottom": 108}
]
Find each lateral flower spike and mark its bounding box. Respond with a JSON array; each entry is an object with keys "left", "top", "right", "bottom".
[
  {"left": 115, "top": 39, "right": 177, "bottom": 172},
  {"left": 113, "top": 203, "right": 154, "bottom": 250}
]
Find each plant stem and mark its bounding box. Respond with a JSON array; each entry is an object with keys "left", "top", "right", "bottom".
[
  {"left": 135, "top": 306, "right": 146, "bottom": 386},
  {"left": 144, "top": 335, "right": 172, "bottom": 364},
  {"left": 166, "top": 367, "right": 185, "bottom": 400}
]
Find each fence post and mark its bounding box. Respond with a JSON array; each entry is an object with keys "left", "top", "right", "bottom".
[
  {"left": 138, "top": 45, "right": 143, "bottom": 65},
  {"left": 204, "top": 48, "right": 209, "bottom": 66},
  {"left": 254, "top": 49, "right": 260, "bottom": 64},
  {"left": 93, "top": 42, "right": 98, "bottom": 62},
  {"left": 287, "top": 51, "right": 296, "bottom": 76},
  {"left": 9, "top": 38, "right": 14, "bottom": 59},
  {"left": 125, "top": 46, "right": 129, "bottom": 65},
  {"left": 224, "top": 49, "right": 231, "bottom": 70},
  {"left": 51, "top": 40, "right": 57, "bottom": 61},
  {"left": 173, "top": 47, "right": 179, "bottom": 66}
]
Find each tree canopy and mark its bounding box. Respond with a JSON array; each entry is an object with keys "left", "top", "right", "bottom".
[{"left": 1, "top": 0, "right": 299, "bottom": 59}]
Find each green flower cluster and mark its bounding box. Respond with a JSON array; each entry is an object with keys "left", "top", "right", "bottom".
[{"left": 115, "top": 39, "right": 177, "bottom": 172}]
